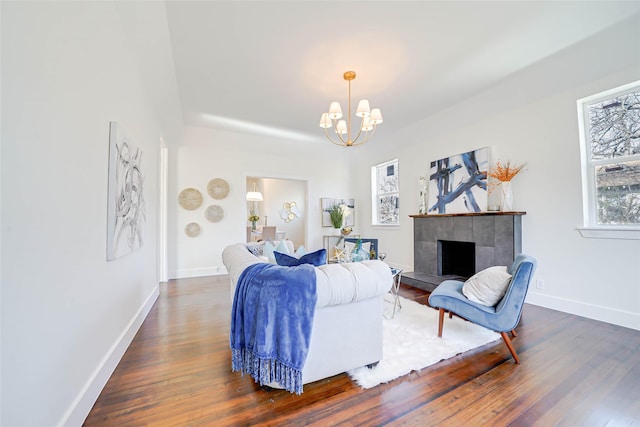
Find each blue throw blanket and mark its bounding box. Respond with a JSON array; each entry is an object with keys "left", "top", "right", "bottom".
[{"left": 230, "top": 262, "right": 317, "bottom": 394}]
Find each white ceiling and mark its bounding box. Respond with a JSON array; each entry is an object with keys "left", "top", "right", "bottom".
[{"left": 123, "top": 1, "right": 640, "bottom": 144}]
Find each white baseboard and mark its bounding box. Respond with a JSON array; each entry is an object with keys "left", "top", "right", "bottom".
[
  {"left": 526, "top": 291, "right": 640, "bottom": 331},
  {"left": 169, "top": 265, "right": 228, "bottom": 279},
  {"left": 59, "top": 285, "right": 159, "bottom": 427}
]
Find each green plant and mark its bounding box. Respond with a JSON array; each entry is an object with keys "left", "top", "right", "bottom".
[{"left": 327, "top": 204, "right": 344, "bottom": 228}]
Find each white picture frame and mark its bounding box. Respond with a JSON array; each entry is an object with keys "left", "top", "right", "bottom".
[{"left": 321, "top": 197, "right": 355, "bottom": 227}]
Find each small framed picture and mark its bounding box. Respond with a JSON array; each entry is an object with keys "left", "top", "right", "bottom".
[{"left": 321, "top": 198, "right": 355, "bottom": 227}]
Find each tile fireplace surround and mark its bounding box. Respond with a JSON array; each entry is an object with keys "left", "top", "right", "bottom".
[{"left": 403, "top": 212, "right": 525, "bottom": 292}]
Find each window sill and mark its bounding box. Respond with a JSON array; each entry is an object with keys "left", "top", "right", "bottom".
[{"left": 577, "top": 227, "right": 640, "bottom": 240}]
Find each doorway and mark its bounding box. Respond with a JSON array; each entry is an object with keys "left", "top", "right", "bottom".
[{"left": 246, "top": 176, "right": 307, "bottom": 249}]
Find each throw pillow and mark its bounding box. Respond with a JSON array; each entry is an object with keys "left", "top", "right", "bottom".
[
  {"left": 264, "top": 240, "right": 292, "bottom": 264},
  {"left": 246, "top": 241, "right": 265, "bottom": 257},
  {"left": 462, "top": 266, "right": 512, "bottom": 306},
  {"left": 275, "top": 249, "right": 327, "bottom": 267},
  {"left": 276, "top": 239, "right": 292, "bottom": 256},
  {"left": 294, "top": 245, "right": 306, "bottom": 258},
  {"left": 263, "top": 241, "right": 277, "bottom": 264}
]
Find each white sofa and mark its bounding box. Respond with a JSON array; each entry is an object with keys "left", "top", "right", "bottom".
[{"left": 222, "top": 243, "right": 392, "bottom": 387}]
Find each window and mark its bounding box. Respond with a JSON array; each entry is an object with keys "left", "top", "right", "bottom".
[
  {"left": 371, "top": 159, "right": 399, "bottom": 225},
  {"left": 577, "top": 81, "right": 640, "bottom": 239}
]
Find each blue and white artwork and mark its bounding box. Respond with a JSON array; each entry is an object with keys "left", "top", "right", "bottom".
[{"left": 428, "top": 147, "right": 488, "bottom": 214}]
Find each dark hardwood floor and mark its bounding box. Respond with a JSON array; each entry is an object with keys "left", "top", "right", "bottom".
[{"left": 84, "top": 275, "right": 640, "bottom": 426}]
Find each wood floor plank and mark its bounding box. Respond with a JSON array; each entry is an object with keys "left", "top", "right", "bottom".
[{"left": 84, "top": 276, "right": 640, "bottom": 426}]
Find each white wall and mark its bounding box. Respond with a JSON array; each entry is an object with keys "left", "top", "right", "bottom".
[
  {"left": 169, "top": 126, "right": 353, "bottom": 278},
  {"left": 2, "top": 2, "right": 162, "bottom": 425},
  {"left": 354, "top": 16, "right": 640, "bottom": 330}
]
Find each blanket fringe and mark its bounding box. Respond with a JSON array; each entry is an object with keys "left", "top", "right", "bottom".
[{"left": 232, "top": 348, "right": 304, "bottom": 394}]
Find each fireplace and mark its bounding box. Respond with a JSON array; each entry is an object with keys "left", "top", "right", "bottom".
[
  {"left": 404, "top": 212, "right": 525, "bottom": 291},
  {"left": 438, "top": 240, "right": 475, "bottom": 278}
]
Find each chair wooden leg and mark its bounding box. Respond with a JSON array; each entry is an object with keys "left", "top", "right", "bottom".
[
  {"left": 500, "top": 331, "right": 520, "bottom": 364},
  {"left": 449, "top": 311, "right": 453, "bottom": 319},
  {"left": 437, "top": 308, "right": 445, "bottom": 337},
  {"left": 511, "top": 329, "right": 517, "bottom": 338}
]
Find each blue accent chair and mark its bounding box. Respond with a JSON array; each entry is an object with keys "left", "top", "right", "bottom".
[{"left": 428, "top": 254, "right": 537, "bottom": 364}]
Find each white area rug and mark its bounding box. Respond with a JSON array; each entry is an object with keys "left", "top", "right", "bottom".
[{"left": 348, "top": 297, "right": 500, "bottom": 388}]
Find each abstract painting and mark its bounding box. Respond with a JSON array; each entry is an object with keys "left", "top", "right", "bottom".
[
  {"left": 427, "top": 147, "right": 488, "bottom": 214},
  {"left": 107, "top": 122, "right": 145, "bottom": 260}
]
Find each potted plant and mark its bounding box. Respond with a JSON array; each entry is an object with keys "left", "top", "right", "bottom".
[{"left": 327, "top": 203, "right": 351, "bottom": 235}]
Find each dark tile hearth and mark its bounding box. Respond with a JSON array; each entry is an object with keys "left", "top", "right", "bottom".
[{"left": 401, "top": 272, "right": 465, "bottom": 293}]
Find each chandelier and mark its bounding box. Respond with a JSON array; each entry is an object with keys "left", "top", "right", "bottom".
[{"left": 319, "top": 71, "right": 383, "bottom": 147}]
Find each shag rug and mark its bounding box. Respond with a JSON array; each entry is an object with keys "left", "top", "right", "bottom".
[{"left": 348, "top": 296, "right": 500, "bottom": 388}]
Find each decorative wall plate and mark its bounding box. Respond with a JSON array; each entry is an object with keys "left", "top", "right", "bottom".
[
  {"left": 205, "top": 205, "right": 224, "bottom": 223},
  {"left": 185, "top": 222, "right": 201, "bottom": 237},
  {"left": 179, "top": 188, "right": 203, "bottom": 210},
  {"left": 207, "top": 178, "right": 230, "bottom": 200}
]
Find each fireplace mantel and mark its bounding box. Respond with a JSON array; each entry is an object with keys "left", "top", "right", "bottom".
[
  {"left": 409, "top": 211, "right": 526, "bottom": 218},
  {"left": 404, "top": 212, "right": 525, "bottom": 292}
]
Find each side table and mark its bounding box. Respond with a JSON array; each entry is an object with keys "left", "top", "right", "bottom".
[{"left": 384, "top": 268, "right": 403, "bottom": 319}]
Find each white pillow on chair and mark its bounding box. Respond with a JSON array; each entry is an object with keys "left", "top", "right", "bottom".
[{"left": 462, "top": 266, "right": 512, "bottom": 306}]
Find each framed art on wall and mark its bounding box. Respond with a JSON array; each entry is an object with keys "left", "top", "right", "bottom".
[
  {"left": 321, "top": 198, "right": 355, "bottom": 227},
  {"left": 427, "top": 147, "right": 488, "bottom": 214},
  {"left": 106, "top": 121, "right": 146, "bottom": 261},
  {"left": 374, "top": 159, "right": 400, "bottom": 225}
]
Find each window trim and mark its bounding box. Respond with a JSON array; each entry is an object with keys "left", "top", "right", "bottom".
[
  {"left": 576, "top": 80, "right": 640, "bottom": 239},
  {"left": 371, "top": 158, "right": 399, "bottom": 226}
]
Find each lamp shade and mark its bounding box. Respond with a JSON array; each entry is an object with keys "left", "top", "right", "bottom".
[
  {"left": 328, "top": 102, "right": 343, "bottom": 119},
  {"left": 246, "top": 191, "right": 263, "bottom": 202},
  {"left": 246, "top": 182, "right": 263, "bottom": 201},
  {"left": 319, "top": 112, "right": 332, "bottom": 128},
  {"left": 370, "top": 108, "right": 383, "bottom": 125},
  {"left": 336, "top": 120, "right": 348, "bottom": 135},
  {"left": 356, "top": 99, "right": 371, "bottom": 117},
  {"left": 361, "top": 116, "right": 373, "bottom": 132}
]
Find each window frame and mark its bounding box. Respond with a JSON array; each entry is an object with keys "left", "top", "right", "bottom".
[
  {"left": 577, "top": 80, "right": 640, "bottom": 240},
  {"left": 371, "top": 158, "right": 400, "bottom": 226}
]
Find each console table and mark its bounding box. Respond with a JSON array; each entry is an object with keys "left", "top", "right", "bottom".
[{"left": 323, "top": 235, "right": 359, "bottom": 262}]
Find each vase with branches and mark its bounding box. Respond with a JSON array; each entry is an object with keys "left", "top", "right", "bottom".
[{"left": 488, "top": 160, "right": 526, "bottom": 212}]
